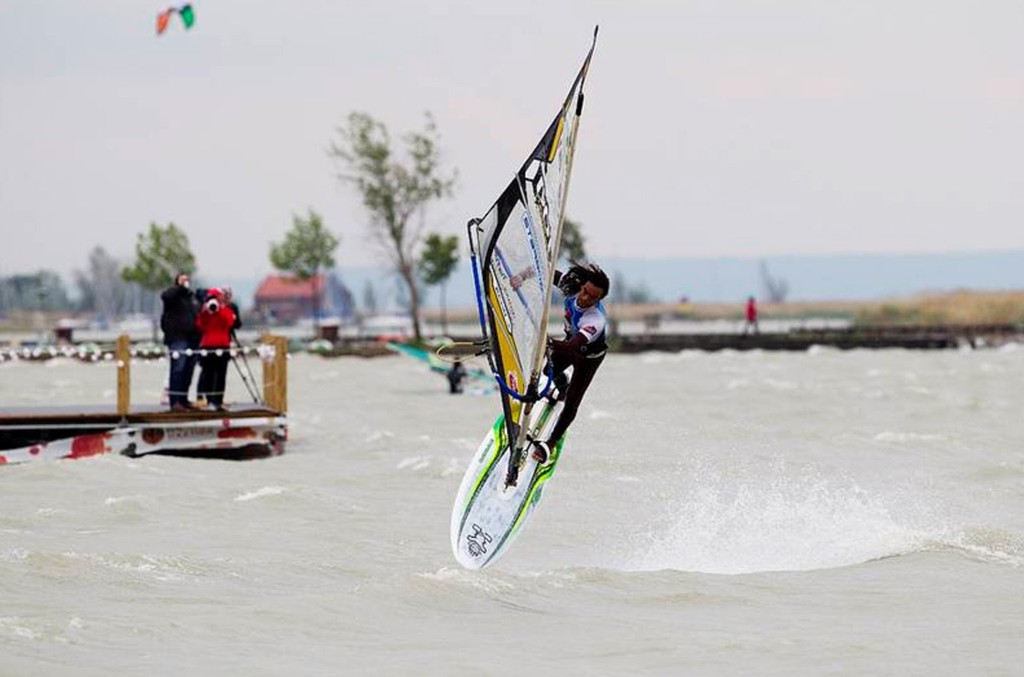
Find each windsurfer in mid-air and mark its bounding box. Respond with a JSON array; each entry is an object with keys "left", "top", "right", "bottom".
[{"left": 510, "top": 262, "right": 610, "bottom": 464}]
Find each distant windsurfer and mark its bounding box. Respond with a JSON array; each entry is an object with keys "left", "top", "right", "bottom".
[
  {"left": 448, "top": 360, "right": 467, "bottom": 394},
  {"left": 510, "top": 262, "right": 610, "bottom": 464}
]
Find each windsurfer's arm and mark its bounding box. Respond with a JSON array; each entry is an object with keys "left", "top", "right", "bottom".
[
  {"left": 549, "top": 333, "right": 588, "bottom": 356},
  {"left": 510, "top": 267, "right": 563, "bottom": 291},
  {"left": 509, "top": 266, "right": 537, "bottom": 291}
]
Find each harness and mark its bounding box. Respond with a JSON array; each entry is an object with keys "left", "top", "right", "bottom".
[{"left": 564, "top": 297, "right": 608, "bottom": 358}]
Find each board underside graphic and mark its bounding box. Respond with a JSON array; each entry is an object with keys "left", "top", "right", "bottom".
[{"left": 450, "top": 400, "right": 565, "bottom": 570}]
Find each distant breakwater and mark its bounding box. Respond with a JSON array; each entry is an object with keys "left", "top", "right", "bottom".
[
  {"left": 315, "top": 324, "right": 1023, "bottom": 358},
  {"left": 609, "top": 324, "right": 1023, "bottom": 353}
]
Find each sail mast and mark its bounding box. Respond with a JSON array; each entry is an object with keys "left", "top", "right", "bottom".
[{"left": 525, "top": 26, "right": 599, "bottom": 399}]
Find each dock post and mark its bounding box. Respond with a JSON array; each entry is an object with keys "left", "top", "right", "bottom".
[
  {"left": 117, "top": 334, "right": 131, "bottom": 417},
  {"left": 262, "top": 335, "right": 288, "bottom": 414}
]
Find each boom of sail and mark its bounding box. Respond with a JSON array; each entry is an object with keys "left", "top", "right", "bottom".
[{"left": 467, "top": 28, "right": 598, "bottom": 461}]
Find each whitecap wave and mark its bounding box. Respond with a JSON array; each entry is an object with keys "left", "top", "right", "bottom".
[
  {"left": 235, "top": 486, "right": 287, "bottom": 502},
  {"left": 874, "top": 431, "right": 947, "bottom": 442},
  {"left": 620, "top": 459, "right": 934, "bottom": 574},
  {"left": 397, "top": 456, "right": 431, "bottom": 471}
]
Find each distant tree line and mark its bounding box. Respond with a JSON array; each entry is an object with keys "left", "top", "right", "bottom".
[
  {"left": 2, "top": 111, "right": 607, "bottom": 334},
  {"left": 0, "top": 247, "right": 158, "bottom": 319}
]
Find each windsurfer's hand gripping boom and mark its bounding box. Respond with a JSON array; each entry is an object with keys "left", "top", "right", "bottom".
[{"left": 510, "top": 265, "right": 588, "bottom": 296}]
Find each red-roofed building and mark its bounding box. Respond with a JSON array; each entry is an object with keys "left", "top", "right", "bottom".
[{"left": 253, "top": 273, "right": 353, "bottom": 324}]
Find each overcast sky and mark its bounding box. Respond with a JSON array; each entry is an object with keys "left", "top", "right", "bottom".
[{"left": 1, "top": 0, "right": 1022, "bottom": 282}]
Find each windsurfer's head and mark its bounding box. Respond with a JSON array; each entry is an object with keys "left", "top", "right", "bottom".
[
  {"left": 562, "top": 263, "right": 607, "bottom": 296},
  {"left": 575, "top": 263, "right": 609, "bottom": 308},
  {"left": 586, "top": 264, "right": 609, "bottom": 299}
]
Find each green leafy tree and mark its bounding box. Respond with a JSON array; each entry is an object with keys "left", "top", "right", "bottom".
[
  {"left": 269, "top": 208, "right": 339, "bottom": 329},
  {"left": 560, "top": 217, "right": 587, "bottom": 264},
  {"left": 419, "top": 233, "right": 460, "bottom": 335},
  {"left": 122, "top": 222, "right": 196, "bottom": 291},
  {"left": 329, "top": 111, "right": 456, "bottom": 342},
  {"left": 122, "top": 223, "right": 196, "bottom": 339}
]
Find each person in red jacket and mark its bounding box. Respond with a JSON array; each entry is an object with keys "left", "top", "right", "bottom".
[
  {"left": 744, "top": 295, "right": 760, "bottom": 335},
  {"left": 195, "top": 288, "right": 237, "bottom": 411}
]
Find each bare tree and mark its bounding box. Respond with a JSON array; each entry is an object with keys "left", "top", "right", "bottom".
[
  {"left": 329, "top": 111, "right": 456, "bottom": 343},
  {"left": 75, "top": 246, "right": 129, "bottom": 321}
]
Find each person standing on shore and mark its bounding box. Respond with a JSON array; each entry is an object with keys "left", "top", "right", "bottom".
[
  {"left": 744, "top": 296, "right": 760, "bottom": 335},
  {"left": 161, "top": 272, "right": 202, "bottom": 411}
]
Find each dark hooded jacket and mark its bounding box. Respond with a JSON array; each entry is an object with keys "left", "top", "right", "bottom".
[{"left": 160, "top": 284, "right": 201, "bottom": 346}]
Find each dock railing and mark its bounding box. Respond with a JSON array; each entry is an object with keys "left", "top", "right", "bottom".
[
  {"left": 261, "top": 335, "right": 288, "bottom": 414},
  {"left": 103, "top": 334, "right": 288, "bottom": 416},
  {"left": 117, "top": 334, "right": 131, "bottom": 417}
]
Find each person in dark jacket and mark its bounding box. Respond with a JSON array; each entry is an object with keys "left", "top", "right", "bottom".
[
  {"left": 195, "top": 288, "right": 237, "bottom": 411},
  {"left": 161, "top": 272, "right": 202, "bottom": 411}
]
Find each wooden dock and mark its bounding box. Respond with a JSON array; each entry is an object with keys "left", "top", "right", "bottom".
[{"left": 0, "top": 335, "right": 289, "bottom": 465}]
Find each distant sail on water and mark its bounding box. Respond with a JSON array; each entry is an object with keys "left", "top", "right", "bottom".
[{"left": 468, "top": 27, "right": 598, "bottom": 455}]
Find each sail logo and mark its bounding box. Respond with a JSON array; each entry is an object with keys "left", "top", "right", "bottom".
[
  {"left": 490, "top": 265, "right": 516, "bottom": 341},
  {"left": 533, "top": 171, "right": 552, "bottom": 239},
  {"left": 520, "top": 212, "right": 545, "bottom": 299}
]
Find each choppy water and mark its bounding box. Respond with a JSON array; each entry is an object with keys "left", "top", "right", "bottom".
[{"left": 2, "top": 347, "right": 1023, "bottom": 675}]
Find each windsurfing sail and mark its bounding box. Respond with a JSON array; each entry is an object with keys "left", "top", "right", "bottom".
[
  {"left": 385, "top": 342, "right": 495, "bottom": 389},
  {"left": 467, "top": 27, "right": 598, "bottom": 480}
]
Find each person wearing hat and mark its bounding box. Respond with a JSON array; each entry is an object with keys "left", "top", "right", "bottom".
[{"left": 194, "top": 288, "right": 237, "bottom": 411}]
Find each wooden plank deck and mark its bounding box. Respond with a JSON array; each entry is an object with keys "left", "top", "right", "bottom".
[{"left": 0, "top": 403, "right": 282, "bottom": 426}]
